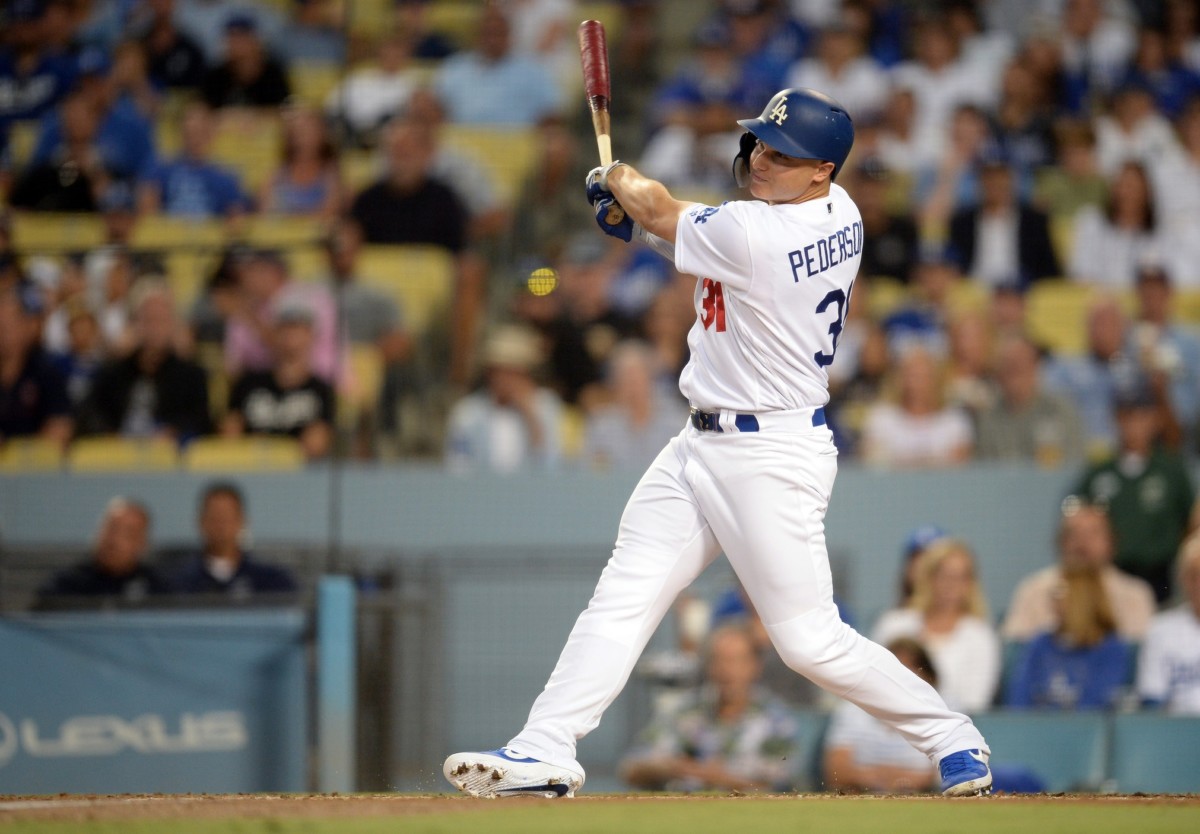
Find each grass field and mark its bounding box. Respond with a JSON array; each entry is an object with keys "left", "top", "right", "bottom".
[{"left": 2, "top": 795, "right": 1200, "bottom": 834}]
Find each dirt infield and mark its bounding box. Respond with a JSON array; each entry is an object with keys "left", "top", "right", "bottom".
[{"left": 1, "top": 792, "right": 1198, "bottom": 824}]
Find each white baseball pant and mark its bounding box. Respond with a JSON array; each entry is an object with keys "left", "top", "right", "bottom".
[{"left": 508, "top": 415, "right": 988, "bottom": 772}]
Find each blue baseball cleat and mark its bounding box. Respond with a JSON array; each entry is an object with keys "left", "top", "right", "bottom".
[
  {"left": 443, "top": 748, "right": 585, "bottom": 798},
  {"left": 938, "top": 749, "right": 993, "bottom": 796}
]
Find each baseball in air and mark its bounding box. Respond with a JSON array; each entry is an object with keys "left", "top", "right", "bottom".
[{"left": 528, "top": 267, "right": 559, "bottom": 296}]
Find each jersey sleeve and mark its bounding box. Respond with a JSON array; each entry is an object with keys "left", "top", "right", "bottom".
[{"left": 674, "top": 202, "right": 754, "bottom": 292}]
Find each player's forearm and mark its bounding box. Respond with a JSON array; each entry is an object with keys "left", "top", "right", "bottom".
[{"left": 608, "top": 165, "right": 691, "bottom": 243}]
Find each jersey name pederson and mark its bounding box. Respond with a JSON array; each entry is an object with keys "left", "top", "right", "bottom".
[{"left": 787, "top": 220, "right": 864, "bottom": 282}]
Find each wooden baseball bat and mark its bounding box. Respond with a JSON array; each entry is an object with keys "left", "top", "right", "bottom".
[{"left": 578, "top": 19, "right": 625, "bottom": 224}]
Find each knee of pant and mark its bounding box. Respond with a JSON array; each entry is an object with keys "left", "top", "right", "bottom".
[{"left": 764, "top": 609, "right": 851, "bottom": 676}]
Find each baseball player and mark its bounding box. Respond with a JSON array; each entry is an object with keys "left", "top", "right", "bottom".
[{"left": 444, "top": 88, "right": 992, "bottom": 797}]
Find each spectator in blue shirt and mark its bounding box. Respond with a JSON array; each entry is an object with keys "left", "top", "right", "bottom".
[
  {"left": 0, "top": 0, "right": 79, "bottom": 128},
  {"left": 1120, "top": 28, "right": 1200, "bottom": 119},
  {"left": 29, "top": 45, "right": 156, "bottom": 183},
  {"left": 137, "top": 99, "right": 248, "bottom": 218},
  {"left": 1005, "top": 566, "right": 1133, "bottom": 710},
  {"left": 433, "top": 4, "right": 563, "bottom": 126},
  {"left": 172, "top": 481, "right": 299, "bottom": 596}
]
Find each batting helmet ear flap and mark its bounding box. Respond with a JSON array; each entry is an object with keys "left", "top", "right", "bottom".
[{"left": 732, "top": 131, "right": 757, "bottom": 187}]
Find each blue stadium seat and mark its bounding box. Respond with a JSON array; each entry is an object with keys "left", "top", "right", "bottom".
[
  {"left": 971, "top": 711, "right": 1107, "bottom": 793},
  {"left": 1110, "top": 714, "right": 1200, "bottom": 794}
]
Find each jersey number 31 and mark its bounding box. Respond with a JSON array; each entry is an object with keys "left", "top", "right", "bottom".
[{"left": 703, "top": 279, "right": 853, "bottom": 368}]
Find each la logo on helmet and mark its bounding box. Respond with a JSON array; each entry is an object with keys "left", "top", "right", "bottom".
[{"left": 770, "top": 101, "right": 788, "bottom": 125}]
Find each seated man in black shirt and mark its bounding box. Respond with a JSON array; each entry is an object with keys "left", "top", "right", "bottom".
[
  {"left": 348, "top": 115, "right": 468, "bottom": 249},
  {"left": 222, "top": 299, "right": 334, "bottom": 460},
  {"left": 78, "top": 280, "right": 211, "bottom": 442},
  {"left": 172, "top": 481, "right": 298, "bottom": 596},
  {"left": 200, "top": 14, "right": 291, "bottom": 109},
  {"left": 38, "top": 498, "right": 170, "bottom": 604},
  {"left": 0, "top": 281, "right": 72, "bottom": 447}
]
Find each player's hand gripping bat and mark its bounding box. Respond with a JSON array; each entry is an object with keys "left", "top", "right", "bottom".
[{"left": 578, "top": 19, "right": 625, "bottom": 225}]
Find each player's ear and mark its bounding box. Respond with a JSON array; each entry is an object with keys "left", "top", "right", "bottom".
[{"left": 813, "top": 161, "right": 836, "bottom": 184}]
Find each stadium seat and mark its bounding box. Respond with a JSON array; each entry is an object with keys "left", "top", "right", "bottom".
[
  {"left": 289, "top": 62, "right": 344, "bottom": 107},
  {"left": 441, "top": 126, "right": 537, "bottom": 205},
  {"left": 209, "top": 110, "right": 284, "bottom": 194},
  {"left": 340, "top": 149, "right": 381, "bottom": 195},
  {"left": 241, "top": 215, "right": 328, "bottom": 249},
  {"left": 1025, "top": 280, "right": 1094, "bottom": 356},
  {"left": 5, "top": 119, "right": 40, "bottom": 169},
  {"left": 1109, "top": 714, "right": 1200, "bottom": 794},
  {"left": 10, "top": 212, "right": 106, "bottom": 253},
  {"left": 421, "top": 0, "right": 479, "bottom": 46},
  {"left": 130, "top": 214, "right": 226, "bottom": 250},
  {"left": 0, "top": 438, "right": 64, "bottom": 472},
  {"left": 163, "top": 249, "right": 219, "bottom": 312},
  {"left": 864, "top": 275, "right": 908, "bottom": 320},
  {"left": 181, "top": 436, "right": 306, "bottom": 472},
  {"left": 67, "top": 437, "right": 179, "bottom": 472},
  {"left": 970, "top": 711, "right": 1108, "bottom": 793},
  {"left": 338, "top": 344, "right": 385, "bottom": 431},
  {"left": 356, "top": 244, "right": 456, "bottom": 335}
]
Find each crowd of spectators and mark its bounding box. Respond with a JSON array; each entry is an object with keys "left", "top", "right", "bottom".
[
  {"left": 3, "top": 0, "right": 1200, "bottom": 478},
  {"left": 621, "top": 498, "right": 1200, "bottom": 794},
  {"left": 6, "top": 0, "right": 1200, "bottom": 793}
]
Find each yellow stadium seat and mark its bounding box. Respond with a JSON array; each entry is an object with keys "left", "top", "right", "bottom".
[
  {"left": 242, "top": 215, "right": 328, "bottom": 249},
  {"left": 1174, "top": 290, "right": 1200, "bottom": 325},
  {"left": 286, "top": 246, "right": 330, "bottom": 283},
  {"left": 441, "top": 125, "right": 537, "bottom": 205},
  {"left": 130, "top": 214, "right": 226, "bottom": 250},
  {"left": 864, "top": 275, "right": 908, "bottom": 321},
  {"left": 162, "top": 249, "right": 219, "bottom": 312},
  {"left": 290, "top": 62, "right": 344, "bottom": 107},
  {"left": 10, "top": 213, "right": 106, "bottom": 252},
  {"left": 1050, "top": 214, "right": 1077, "bottom": 269},
  {"left": 422, "top": 1, "right": 479, "bottom": 46},
  {"left": 67, "top": 437, "right": 179, "bottom": 472},
  {"left": 559, "top": 404, "right": 586, "bottom": 462},
  {"left": 0, "top": 438, "right": 64, "bottom": 472},
  {"left": 181, "top": 436, "right": 305, "bottom": 472},
  {"left": 947, "top": 280, "right": 989, "bottom": 316},
  {"left": 192, "top": 342, "right": 230, "bottom": 421},
  {"left": 340, "top": 149, "right": 381, "bottom": 194},
  {"left": 338, "top": 344, "right": 385, "bottom": 430},
  {"left": 1026, "top": 280, "right": 1095, "bottom": 356},
  {"left": 6, "top": 120, "right": 40, "bottom": 169},
  {"left": 356, "top": 244, "right": 456, "bottom": 335},
  {"left": 209, "top": 110, "right": 283, "bottom": 194}
]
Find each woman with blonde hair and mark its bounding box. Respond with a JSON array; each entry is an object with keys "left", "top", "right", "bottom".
[
  {"left": 873, "top": 538, "right": 1001, "bottom": 712},
  {"left": 859, "top": 347, "right": 974, "bottom": 467},
  {"left": 1006, "top": 566, "right": 1133, "bottom": 709}
]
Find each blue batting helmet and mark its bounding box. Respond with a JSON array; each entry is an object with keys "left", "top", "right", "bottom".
[{"left": 733, "top": 88, "right": 855, "bottom": 184}]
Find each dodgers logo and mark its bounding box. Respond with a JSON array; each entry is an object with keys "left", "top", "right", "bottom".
[
  {"left": 0, "top": 713, "right": 16, "bottom": 767},
  {"left": 770, "top": 101, "right": 788, "bottom": 126},
  {"left": 692, "top": 206, "right": 720, "bottom": 224}
]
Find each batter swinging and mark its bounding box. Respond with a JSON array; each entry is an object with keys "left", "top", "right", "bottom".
[{"left": 443, "top": 88, "right": 993, "bottom": 798}]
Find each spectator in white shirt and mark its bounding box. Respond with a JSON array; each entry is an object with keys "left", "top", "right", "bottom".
[
  {"left": 1138, "top": 535, "right": 1200, "bottom": 714},
  {"left": 785, "top": 23, "right": 889, "bottom": 123},
  {"left": 1070, "top": 160, "right": 1168, "bottom": 289},
  {"left": 872, "top": 538, "right": 1002, "bottom": 713},
  {"left": 860, "top": 347, "right": 974, "bottom": 468}
]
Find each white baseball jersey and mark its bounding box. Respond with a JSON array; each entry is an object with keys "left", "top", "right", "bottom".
[
  {"left": 674, "top": 184, "right": 863, "bottom": 413},
  {"left": 1137, "top": 606, "right": 1200, "bottom": 715}
]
